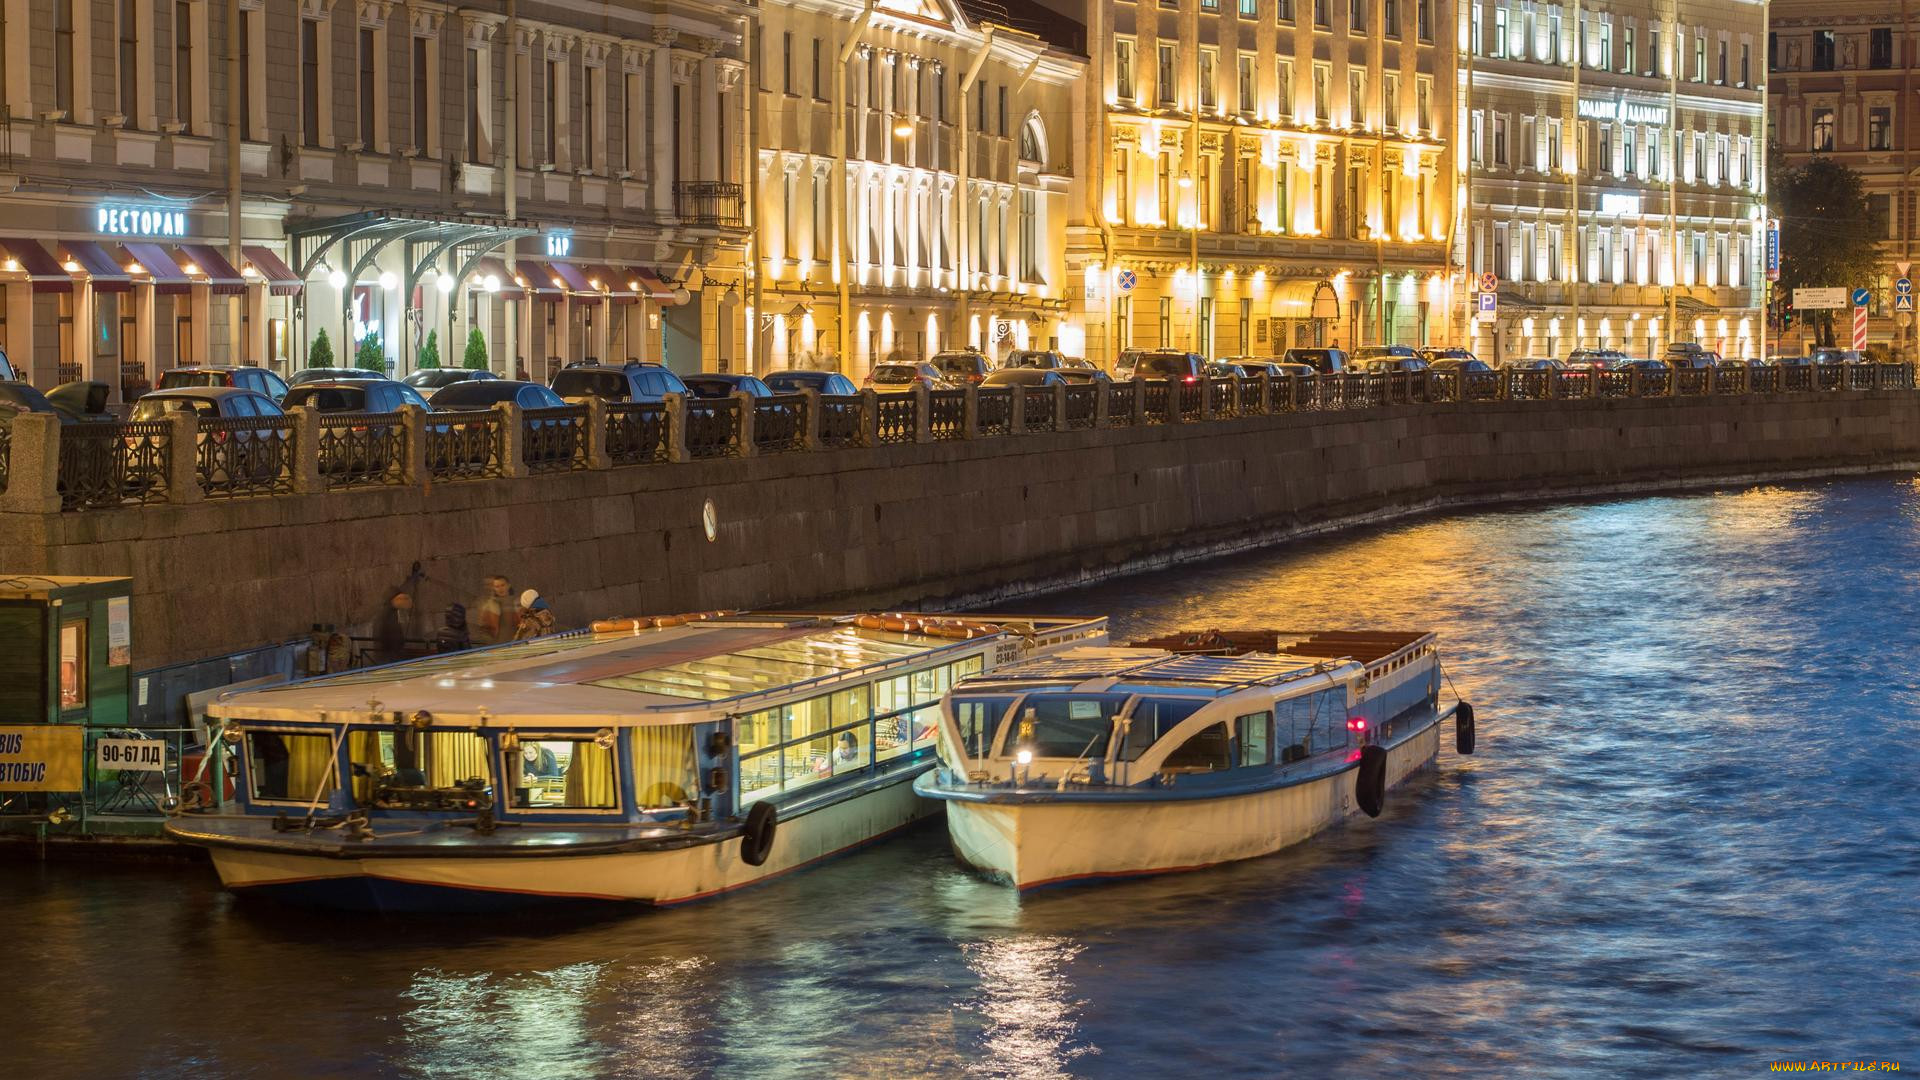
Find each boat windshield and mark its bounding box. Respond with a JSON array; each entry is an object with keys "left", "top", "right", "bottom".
[
  {"left": 1117, "top": 697, "right": 1212, "bottom": 760},
  {"left": 1006, "top": 693, "right": 1131, "bottom": 759},
  {"left": 949, "top": 695, "right": 1017, "bottom": 759}
]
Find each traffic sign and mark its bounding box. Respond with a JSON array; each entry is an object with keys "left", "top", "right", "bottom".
[
  {"left": 1479, "top": 272, "right": 1499, "bottom": 293},
  {"left": 1897, "top": 277, "right": 1912, "bottom": 296},
  {"left": 1851, "top": 287, "right": 1872, "bottom": 308},
  {"left": 1897, "top": 293, "right": 1915, "bottom": 313},
  {"left": 1476, "top": 291, "right": 1497, "bottom": 313},
  {"left": 1793, "top": 287, "right": 1849, "bottom": 310},
  {"left": 1116, "top": 269, "right": 1137, "bottom": 294}
]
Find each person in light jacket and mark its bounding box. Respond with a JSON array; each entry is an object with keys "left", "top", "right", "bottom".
[{"left": 514, "top": 589, "right": 555, "bottom": 640}]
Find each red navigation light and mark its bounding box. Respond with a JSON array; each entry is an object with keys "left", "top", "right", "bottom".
[{"left": 1347, "top": 716, "right": 1367, "bottom": 732}]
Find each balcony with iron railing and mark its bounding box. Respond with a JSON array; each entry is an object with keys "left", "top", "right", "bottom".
[{"left": 674, "top": 181, "right": 746, "bottom": 229}]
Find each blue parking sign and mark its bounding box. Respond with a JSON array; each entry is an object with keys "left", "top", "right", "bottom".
[{"left": 1852, "top": 287, "right": 1872, "bottom": 307}]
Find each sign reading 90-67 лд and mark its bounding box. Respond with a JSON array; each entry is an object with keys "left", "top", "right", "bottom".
[{"left": 96, "top": 738, "right": 166, "bottom": 771}]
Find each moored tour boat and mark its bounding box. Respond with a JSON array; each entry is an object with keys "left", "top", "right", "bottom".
[
  {"left": 914, "top": 629, "right": 1476, "bottom": 890},
  {"left": 165, "top": 611, "right": 1106, "bottom": 911}
]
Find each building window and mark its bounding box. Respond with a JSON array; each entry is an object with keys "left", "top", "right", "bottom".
[
  {"left": 1694, "top": 36, "right": 1706, "bottom": 82},
  {"left": 1158, "top": 44, "right": 1177, "bottom": 105},
  {"left": 1622, "top": 26, "right": 1635, "bottom": 75},
  {"left": 1116, "top": 39, "right": 1136, "bottom": 102},
  {"left": 174, "top": 2, "right": 193, "bottom": 130},
  {"left": 1384, "top": 0, "right": 1398, "bottom": 38},
  {"left": 302, "top": 20, "right": 322, "bottom": 147},
  {"left": 1383, "top": 74, "right": 1399, "bottom": 130},
  {"left": 1349, "top": 0, "right": 1366, "bottom": 34},
  {"left": 1200, "top": 48, "right": 1217, "bottom": 110},
  {"left": 1811, "top": 108, "right": 1834, "bottom": 152},
  {"left": 1492, "top": 8, "right": 1508, "bottom": 59},
  {"left": 1278, "top": 0, "right": 1295, "bottom": 24},
  {"left": 1415, "top": 76, "right": 1431, "bottom": 133},
  {"left": 1314, "top": 0, "right": 1329, "bottom": 30},
  {"left": 467, "top": 47, "right": 486, "bottom": 164},
  {"left": 1871, "top": 28, "right": 1894, "bottom": 69},
  {"left": 1114, "top": 147, "right": 1131, "bottom": 224},
  {"left": 1623, "top": 125, "right": 1637, "bottom": 175},
  {"left": 997, "top": 85, "right": 1007, "bottom": 135},
  {"left": 545, "top": 60, "right": 560, "bottom": 164},
  {"left": 1313, "top": 63, "right": 1330, "bottom": 122},
  {"left": 1277, "top": 60, "right": 1293, "bottom": 119},
  {"left": 1493, "top": 114, "right": 1507, "bottom": 165},
  {"left": 1240, "top": 0, "right": 1257, "bottom": 16},
  {"left": 1739, "top": 43, "right": 1751, "bottom": 87},
  {"left": 1717, "top": 40, "right": 1728, "bottom": 85},
  {"left": 1813, "top": 31, "right": 1835, "bottom": 71},
  {"left": 1470, "top": 111, "right": 1483, "bottom": 165},
  {"left": 56, "top": 0, "right": 76, "bottom": 118},
  {"left": 412, "top": 37, "right": 430, "bottom": 152},
  {"left": 1237, "top": 55, "right": 1255, "bottom": 114},
  {"left": 1418, "top": 0, "right": 1432, "bottom": 42},
  {"left": 1159, "top": 297, "right": 1172, "bottom": 347},
  {"left": 1348, "top": 69, "right": 1364, "bottom": 127},
  {"left": 1869, "top": 107, "right": 1892, "bottom": 150}
]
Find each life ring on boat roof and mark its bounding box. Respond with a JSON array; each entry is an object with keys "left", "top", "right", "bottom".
[
  {"left": 1355, "top": 744, "right": 1388, "bottom": 818},
  {"left": 1456, "top": 702, "right": 1476, "bottom": 755},
  {"left": 739, "top": 801, "right": 778, "bottom": 867}
]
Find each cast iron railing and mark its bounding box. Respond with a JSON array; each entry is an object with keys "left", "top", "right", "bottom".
[
  {"left": 425, "top": 410, "right": 504, "bottom": 481},
  {"left": 197, "top": 416, "right": 296, "bottom": 499},
  {"left": 607, "top": 402, "right": 670, "bottom": 465},
  {"left": 317, "top": 413, "right": 407, "bottom": 489},
  {"left": 754, "top": 395, "right": 808, "bottom": 454},
  {"left": 685, "top": 398, "right": 741, "bottom": 459}
]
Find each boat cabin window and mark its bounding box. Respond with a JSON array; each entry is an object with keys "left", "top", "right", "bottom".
[
  {"left": 1162, "top": 722, "right": 1232, "bottom": 772},
  {"left": 507, "top": 738, "right": 618, "bottom": 810},
  {"left": 1117, "top": 697, "right": 1209, "bottom": 760},
  {"left": 876, "top": 663, "right": 959, "bottom": 762},
  {"left": 1008, "top": 693, "right": 1130, "bottom": 759},
  {"left": 347, "top": 730, "right": 492, "bottom": 802},
  {"left": 1238, "top": 711, "right": 1271, "bottom": 767},
  {"left": 246, "top": 732, "right": 338, "bottom": 802},
  {"left": 632, "top": 725, "right": 697, "bottom": 809},
  {"left": 1277, "top": 688, "right": 1347, "bottom": 758},
  {"left": 738, "top": 684, "right": 871, "bottom": 805},
  {"left": 950, "top": 696, "right": 1017, "bottom": 759}
]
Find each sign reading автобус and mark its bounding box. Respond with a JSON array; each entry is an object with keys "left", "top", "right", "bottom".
[
  {"left": 0, "top": 727, "right": 84, "bottom": 791},
  {"left": 1792, "top": 288, "right": 1850, "bottom": 310}
]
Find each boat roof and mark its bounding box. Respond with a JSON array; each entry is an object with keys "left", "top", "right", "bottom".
[
  {"left": 212, "top": 614, "right": 1090, "bottom": 727},
  {"left": 965, "top": 630, "right": 1432, "bottom": 697}
]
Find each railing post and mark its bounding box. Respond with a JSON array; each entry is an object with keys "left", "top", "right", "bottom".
[
  {"left": 288, "top": 406, "right": 324, "bottom": 494},
  {"left": 1257, "top": 372, "right": 1272, "bottom": 414},
  {"left": 395, "top": 405, "right": 429, "bottom": 488},
  {"left": 733, "top": 390, "right": 757, "bottom": 456},
  {"left": 581, "top": 397, "right": 612, "bottom": 469},
  {"left": 663, "top": 392, "right": 691, "bottom": 463},
  {"left": 1626, "top": 369, "right": 1642, "bottom": 398},
  {"left": 1199, "top": 379, "right": 1216, "bottom": 421},
  {"left": 1164, "top": 378, "right": 1183, "bottom": 424},
  {"left": 912, "top": 384, "right": 932, "bottom": 443},
  {"left": 0, "top": 412, "right": 60, "bottom": 513},
  {"left": 1053, "top": 382, "right": 1069, "bottom": 432},
  {"left": 166, "top": 410, "right": 202, "bottom": 504},
  {"left": 494, "top": 400, "right": 528, "bottom": 478},
  {"left": 1092, "top": 379, "right": 1110, "bottom": 428},
  {"left": 963, "top": 384, "right": 981, "bottom": 437},
  {"left": 858, "top": 389, "right": 880, "bottom": 446},
  {"left": 1008, "top": 382, "right": 1026, "bottom": 434},
  {"left": 800, "top": 388, "right": 823, "bottom": 450},
  {"left": 1132, "top": 379, "right": 1147, "bottom": 424}
]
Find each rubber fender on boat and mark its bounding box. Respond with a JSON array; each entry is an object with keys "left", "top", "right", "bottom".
[
  {"left": 740, "top": 801, "right": 779, "bottom": 867},
  {"left": 1355, "top": 745, "right": 1388, "bottom": 818},
  {"left": 1456, "top": 702, "right": 1477, "bottom": 755}
]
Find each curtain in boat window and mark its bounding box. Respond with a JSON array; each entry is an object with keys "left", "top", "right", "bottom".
[
  {"left": 282, "top": 734, "right": 338, "bottom": 801},
  {"left": 563, "top": 740, "right": 618, "bottom": 808},
  {"left": 348, "top": 731, "right": 380, "bottom": 801},
  {"left": 632, "top": 725, "right": 695, "bottom": 808},
  {"left": 429, "top": 732, "right": 491, "bottom": 788}
]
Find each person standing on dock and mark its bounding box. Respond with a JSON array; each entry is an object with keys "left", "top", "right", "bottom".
[
  {"left": 473, "top": 574, "right": 519, "bottom": 645},
  {"left": 514, "top": 589, "right": 555, "bottom": 640}
]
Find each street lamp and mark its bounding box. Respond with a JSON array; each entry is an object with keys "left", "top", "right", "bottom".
[
  {"left": 326, "top": 268, "right": 346, "bottom": 291},
  {"left": 892, "top": 120, "right": 913, "bottom": 139},
  {"left": 377, "top": 271, "right": 399, "bottom": 292}
]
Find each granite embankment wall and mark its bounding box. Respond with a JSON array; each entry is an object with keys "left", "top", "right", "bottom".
[{"left": 4, "top": 390, "right": 1916, "bottom": 669}]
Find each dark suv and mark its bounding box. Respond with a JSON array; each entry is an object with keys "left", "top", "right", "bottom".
[
  {"left": 158, "top": 365, "right": 290, "bottom": 402},
  {"left": 1282, "top": 348, "right": 1350, "bottom": 374},
  {"left": 930, "top": 350, "right": 994, "bottom": 385},
  {"left": 550, "top": 361, "right": 689, "bottom": 403},
  {"left": 1117, "top": 350, "right": 1205, "bottom": 382}
]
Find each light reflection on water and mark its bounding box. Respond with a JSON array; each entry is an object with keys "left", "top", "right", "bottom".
[{"left": 10, "top": 476, "right": 1920, "bottom": 1078}]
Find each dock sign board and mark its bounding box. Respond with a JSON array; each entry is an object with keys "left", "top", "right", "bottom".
[
  {"left": 0, "top": 726, "right": 84, "bottom": 791},
  {"left": 1792, "top": 287, "right": 1849, "bottom": 310},
  {"left": 95, "top": 738, "right": 165, "bottom": 772}
]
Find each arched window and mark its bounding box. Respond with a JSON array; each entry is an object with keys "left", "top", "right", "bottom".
[{"left": 1020, "top": 117, "right": 1046, "bottom": 165}]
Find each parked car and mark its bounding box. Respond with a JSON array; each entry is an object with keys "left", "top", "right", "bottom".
[
  {"left": 1503, "top": 357, "right": 1567, "bottom": 371},
  {"left": 1359, "top": 355, "right": 1432, "bottom": 374},
  {"left": 1204, "top": 361, "right": 1250, "bottom": 379},
  {"left": 981, "top": 369, "right": 1066, "bottom": 388},
  {"left": 1281, "top": 347, "right": 1350, "bottom": 374},
  {"left": 1420, "top": 347, "right": 1479, "bottom": 364},
  {"left": 1116, "top": 350, "right": 1205, "bottom": 382},
  {"left": 282, "top": 379, "right": 433, "bottom": 414},
  {"left": 1054, "top": 366, "right": 1113, "bottom": 385},
  {"left": 1352, "top": 345, "right": 1420, "bottom": 365},
  {"left": 1566, "top": 349, "right": 1630, "bottom": 371},
  {"left": 549, "top": 361, "right": 688, "bottom": 404},
  {"left": 404, "top": 368, "right": 500, "bottom": 390},
  {"left": 1770, "top": 354, "right": 1815, "bottom": 367},
  {"left": 1427, "top": 357, "right": 1495, "bottom": 374},
  {"left": 129, "top": 386, "right": 284, "bottom": 421},
  {"left": 765, "top": 370, "right": 859, "bottom": 395},
  {"left": 1616, "top": 358, "right": 1672, "bottom": 374},
  {"left": 1809, "top": 347, "right": 1865, "bottom": 364},
  {"left": 1004, "top": 349, "right": 1069, "bottom": 370},
  {"left": 157, "top": 365, "right": 290, "bottom": 402},
  {"left": 930, "top": 350, "right": 995, "bottom": 385},
  {"left": 682, "top": 373, "right": 776, "bottom": 399},
  {"left": 290, "top": 367, "right": 388, "bottom": 387},
  {"left": 865, "top": 363, "right": 945, "bottom": 389},
  {"left": 1717, "top": 356, "right": 1771, "bottom": 372},
  {"left": 0, "top": 345, "right": 18, "bottom": 382},
  {"left": 426, "top": 380, "right": 567, "bottom": 411}
]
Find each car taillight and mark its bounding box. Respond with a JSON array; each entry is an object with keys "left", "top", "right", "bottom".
[{"left": 1182, "top": 375, "right": 1198, "bottom": 384}]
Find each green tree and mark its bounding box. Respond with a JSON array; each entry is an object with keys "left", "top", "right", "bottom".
[
  {"left": 462, "top": 327, "right": 490, "bottom": 370},
  {"left": 355, "top": 331, "right": 386, "bottom": 373},
  {"left": 417, "top": 329, "right": 441, "bottom": 370},
  {"left": 1772, "top": 156, "right": 1883, "bottom": 347},
  {"left": 307, "top": 328, "right": 334, "bottom": 368}
]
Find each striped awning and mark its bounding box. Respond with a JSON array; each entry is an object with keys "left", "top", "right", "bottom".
[
  {"left": 241, "top": 245, "right": 304, "bottom": 296},
  {"left": 61, "top": 241, "right": 132, "bottom": 292},
  {"left": 0, "top": 238, "right": 73, "bottom": 292}
]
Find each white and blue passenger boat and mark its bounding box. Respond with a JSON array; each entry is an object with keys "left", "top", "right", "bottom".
[
  {"left": 165, "top": 611, "right": 1106, "bottom": 911},
  {"left": 914, "top": 630, "right": 1476, "bottom": 890}
]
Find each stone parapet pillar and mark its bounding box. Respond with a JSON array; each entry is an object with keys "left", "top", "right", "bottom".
[
  {"left": 494, "top": 400, "right": 527, "bottom": 478},
  {"left": 397, "top": 405, "right": 430, "bottom": 487},
  {"left": 288, "top": 406, "right": 324, "bottom": 494},
  {"left": 166, "top": 411, "right": 203, "bottom": 503},
  {"left": 662, "top": 393, "right": 691, "bottom": 463},
  {"left": 800, "top": 388, "right": 823, "bottom": 451},
  {"left": 0, "top": 412, "right": 60, "bottom": 513},
  {"left": 912, "top": 384, "right": 932, "bottom": 443},
  {"left": 733, "top": 390, "right": 757, "bottom": 457},
  {"left": 582, "top": 396, "right": 612, "bottom": 469}
]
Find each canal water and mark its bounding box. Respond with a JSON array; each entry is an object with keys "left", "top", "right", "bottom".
[{"left": 12, "top": 476, "right": 1920, "bottom": 1078}]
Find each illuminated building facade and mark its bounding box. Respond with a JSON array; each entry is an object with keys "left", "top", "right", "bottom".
[
  {"left": 1055, "top": 0, "right": 1460, "bottom": 365},
  {"left": 1464, "top": 0, "right": 1768, "bottom": 361}
]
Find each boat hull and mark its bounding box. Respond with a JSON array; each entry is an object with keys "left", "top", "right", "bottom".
[
  {"left": 943, "top": 721, "right": 1441, "bottom": 890},
  {"left": 198, "top": 769, "right": 938, "bottom": 912}
]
